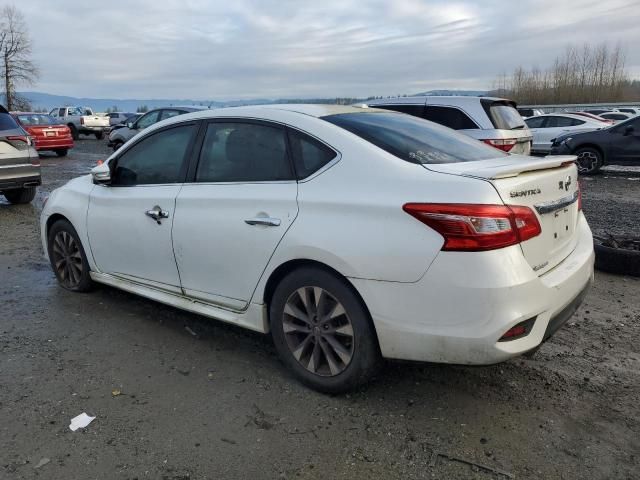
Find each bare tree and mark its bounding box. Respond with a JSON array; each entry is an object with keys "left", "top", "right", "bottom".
[
  {"left": 493, "top": 43, "right": 635, "bottom": 104},
  {"left": 0, "top": 6, "right": 38, "bottom": 110}
]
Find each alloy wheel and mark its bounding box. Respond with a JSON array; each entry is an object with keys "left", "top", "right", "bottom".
[
  {"left": 282, "top": 286, "right": 354, "bottom": 377},
  {"left": 576, "top": 150, "right": 599, "bottom": 173},
  {"left": 51, "top": 231, "right": 84, "bottom": 288}
]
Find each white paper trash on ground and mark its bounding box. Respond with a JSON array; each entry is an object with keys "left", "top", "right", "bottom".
[{"left": 69, "top": 413, "right": 96, "bottom": 431}]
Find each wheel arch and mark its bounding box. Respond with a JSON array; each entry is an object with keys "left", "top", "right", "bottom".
[
  {"left": 46, "top": 212, "right": 71, "bottom": 237},
  {"left": 261, "top": 258, "right": 381, "bottom": 348},
  {"left": 573, "top": 143, "right": 607, "bottom": 164}
]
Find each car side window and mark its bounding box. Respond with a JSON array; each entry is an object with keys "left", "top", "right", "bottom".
[
  {"left": 373, "top": 104, "right": 425, "bottom": 118},
  {"left": 423, "top": 106, "right": 477, "bottom": 130},
  {"left": 111, "top": 124, "right": 197, "bottom": 186},
  {"left": 136, "top": 111, "right": 160, "bottom": 129},
  {"left": 49, "top": 109, "right": 57, "bottom": 117},
  {"left": 195, "top": 122, "right": 293, "bottom": 183},
  {"left": 569, "top": 119, "right": 585, "bottom": 126},
  {"left": 545, "top": 116, "right": 573, "bottom": 128},
  {"left": 160, "top": 109, "right": 183, "bottom": 121},
  {"left": 288, "top": 129, "right": 337, "bottom": 179},
  {"left": 59, "top": 108, "right": 66, "bottom": 117},
  {"left": 525, "top": 116, "right": 546, "bottom": 128}
]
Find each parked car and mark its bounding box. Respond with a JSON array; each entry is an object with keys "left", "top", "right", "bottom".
[
  {"left": 517, "top": 107, "right": 544, "bottom": 117},
  {"left": 550, "top": 115, "right": 640, "bottom": 174},
  {"left": 41, "top": 104, "right": 594, "bottom": 392},
  {"left": 584, "top": 109, "right": 618, "bottom": 116},
  {"left": 525, "top": 113, "right": 605, "bottom": 154},
  {"left": 48, "top": 106, "right": 110, "bottom": 140},
  {"left": 0, "top": 104, "right": 40, "bottom": 204},
  {"left": 11, "top": 112, "right": 74, "bottom": 157},
  {"left": 598, "top": 111, "right": 633, "bottom": 123},
  {"left": 565, "top": 111, "right": 614, "bottom": 125},
  {"left": 107, "top": 107, "right": 205, "bottom": 151},
  {"left": 361, "top": 96, "right": 533, "bottom": 154},
  {"left": 108, "top": 114, "right": 142, "bottom": 134},
  {"left": 617, "top": 107, "right": 640, "bottom": 116},
  {"left": 106, "top": 112, "right": 137, "bottom": 126}
]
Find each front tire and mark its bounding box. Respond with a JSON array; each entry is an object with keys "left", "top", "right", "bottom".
[
  {"left": 3, "top": 187, "right": 36, "bottom": 204},
  {"left": 575, "top": 147, "right": 603, "bottom": 174},
  {"left": 112, "top": 140, "right": 123, "bottom": 151},
  {"left": 270, "top": 267, "right": 380, "bottom": 393},
  {"left": 47, "top": 219, "right": 94, "bottom": 292}
]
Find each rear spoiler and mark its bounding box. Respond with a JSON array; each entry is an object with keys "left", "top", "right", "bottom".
[{"left": 425, "top": 155, "right": 577, "bottom": 179}]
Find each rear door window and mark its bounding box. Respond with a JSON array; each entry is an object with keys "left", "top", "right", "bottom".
[
  {"left": 288, "top": 130, "right": 337, "bottom": 179},
  {"left": 195, "top": 122, "right": 294, "bottom": 182},
  {"left": 544, "top": 116, "right": 574, "bottom": 128},
  {"left": 160, "top": 109, "right": 184, "bottom": 121},
  {"left": 525, "top": 116, "right": 546, "bottom": 128},
  {"left": 323, "top": 112, "right": 505, "bottom": 164},
  {"left": 372, "top": 104, "right": 425, "bottom": 118},
  {"left": 423, "top": 106, "right": 477, "bottom": 130},
  {"left": 483, "top": 101, "right": 525, "bottom": 130}
]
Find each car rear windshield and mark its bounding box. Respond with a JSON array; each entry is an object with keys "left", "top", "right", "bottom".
[
  {"left": 483, "top": 101, "right": 525, "bottom": 130},
  {"left": 0, "top": 112, "right": 20, "bottom": 130},
  {"left": 16, "top": 114, "right": 57, "bottom": 126},
  {"left": 322, "top": 112, "right": 506, "bottom": 164}
]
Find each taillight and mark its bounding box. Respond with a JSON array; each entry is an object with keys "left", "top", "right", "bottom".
[
  {"left": 6, "top": 135, "right": 31, "bottom": 150},
  {"left": 482, "top": 138, "right": 517, "bottom": 152},
  {"left": 403, "top": 203, "right": 542, "bottom": 251}
]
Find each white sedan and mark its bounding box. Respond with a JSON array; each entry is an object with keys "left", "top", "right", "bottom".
[
  {"left": 525, "top": 113, "right": 605, "bottom": 154},
  {"left": 41, "top": 105, "right": 594, "bottom": 392}
]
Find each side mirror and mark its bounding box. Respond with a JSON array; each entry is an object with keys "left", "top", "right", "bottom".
[
  {"left": 127, "top": 122, "right": 135, "bottom": 129},
  {"left": 91, "top": 162, "right": 112, "bottom": 185},
  {"left": 623, "top": 125, "right": 634, "bottom": 136}
]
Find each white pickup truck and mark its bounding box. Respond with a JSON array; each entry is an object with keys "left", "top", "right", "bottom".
[{"left": 48, "top": 106, "right": 110, "bottom": 140}]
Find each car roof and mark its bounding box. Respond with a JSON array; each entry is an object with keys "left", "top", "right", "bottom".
[
  {"left": 362, "top": 95, "right": 510, "bottom": 106},
  {"left": 172, "top": 104, "right": 385, "bottom": 120},
  {"left": 531, "top": 113, "right": 603, "bottom": 121},
  {"left": 10, "top": 111, "right": 50, "bottom": 115}
]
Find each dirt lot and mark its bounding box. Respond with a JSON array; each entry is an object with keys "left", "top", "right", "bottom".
[{"left": 1, "top": 140, "right": 639, "bottom": 479}]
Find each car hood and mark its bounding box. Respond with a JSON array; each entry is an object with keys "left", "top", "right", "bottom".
[{"left": 553, "top": 126, "right": 609, "bottom": 144}]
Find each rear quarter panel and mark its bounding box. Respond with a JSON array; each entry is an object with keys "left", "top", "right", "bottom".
[{"left": 250, "top": 112, "right": 505, "bottom": 302}]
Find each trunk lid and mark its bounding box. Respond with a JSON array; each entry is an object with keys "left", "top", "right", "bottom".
[{"left": 426, "top": 155, "right": 580, "bottom": 276}]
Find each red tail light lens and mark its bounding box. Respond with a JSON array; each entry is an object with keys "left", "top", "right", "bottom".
[
  {"left": 403, "top": 203, "right": 542, "bottom": 251},
  {"left": 482, "top": 138, "right": 517, "bottom": 152},
  {"left": 6, "top": 135, "right": 31, "bottom": 150}
]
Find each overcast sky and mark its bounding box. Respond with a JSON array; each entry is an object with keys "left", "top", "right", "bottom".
[{"left": 18, "top": 0, "right": 640, "bottom": 100}]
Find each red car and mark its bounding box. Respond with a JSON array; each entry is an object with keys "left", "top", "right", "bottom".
[{"left": 11, "top": 112, "right": 74, "bottom": 157}]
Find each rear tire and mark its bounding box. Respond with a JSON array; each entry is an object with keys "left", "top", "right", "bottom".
[
  {"left": 69, "top": 125, "right": 79, "bottom": 141},
  {"left": 270, "top": 267, "right": 380, "bottom": 393},
  {"left": 55, "top": 148, "right": 68, "bottom": 157},
  {"left": 47, "top": 219, "right": 94, "bottom": 292},
  {"left": 3, "top": 187, "right": 36, "bottom": 204},
  {"left": 574, "top": 147, "right": 603, "bottom": 175},
  {"left": 95, "top": 132, "right": 104, "bottom": 140},
  {"left": 112, "top": 140, "right": 124, "bottom": 151}
]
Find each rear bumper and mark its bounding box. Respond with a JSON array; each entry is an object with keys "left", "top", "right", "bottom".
[
  {"left": 80, "top": 126, "right": 109, "bottom": 133},
  {"left": 0, "top": 174, "right": 41, "bottom": 190},
  {"left": 350, "top": 213, "right": 595, "bottom": 364},
  {"left": 34, "top": 138, "right": 74, "bottom": 150}
]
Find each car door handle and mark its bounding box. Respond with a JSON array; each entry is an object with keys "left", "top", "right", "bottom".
[
  {"left": 145, "top": 206, "right": 169, "bottom": 223},
  {"left": 245, "top": 217, "right": 281, "bottom": 227}
]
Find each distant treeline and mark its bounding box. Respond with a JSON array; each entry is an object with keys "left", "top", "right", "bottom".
[{"left": 492, "top": 43, "right": 639, "bottom": 105}]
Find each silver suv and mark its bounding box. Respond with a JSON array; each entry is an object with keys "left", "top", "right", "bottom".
[
  {"left": 361, "top": 96, "right": 533, "bottom": 155},
  {"left": 0, "top": 105, "right": 40, "bottom": 204}
]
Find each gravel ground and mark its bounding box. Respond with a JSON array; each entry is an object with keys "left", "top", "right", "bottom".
[{"left": 1, "top": 140, "right": 639, "bottom": 479}]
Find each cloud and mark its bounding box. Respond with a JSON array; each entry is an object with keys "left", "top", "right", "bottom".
[{"left": 17, "top": 0, "right": 640, "bottom": 99}]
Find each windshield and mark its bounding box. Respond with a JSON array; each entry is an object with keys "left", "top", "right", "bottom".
[
  {"left": 322, "top": 111, "right": 506, "bottom": 164},
  {"left": 485, "top": 102, "right": 526, "bottom": 130},
  {"left": 16, "top": 114, "right": 58, "bottom": 126}
]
